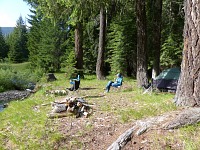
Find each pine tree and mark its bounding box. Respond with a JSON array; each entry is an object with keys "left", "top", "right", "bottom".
[
  {"left": 0, "top": 27, "right": 8, "bottom": 60},
  {"left": 136, "top": 0, "right": 148, "bottom": 87},
  {"left": 161, "top": 0, "right": 184, "bottom": 68},
  {"left": 174, "top": 0, "right": 200, "bottom": 106},
  {"left": 27, "top": 7, "right": 68, "bottom": 72},
  {"left": 107, "top": 4, "right": 137, "bottom": 77},
  {"left": 27, "top": 9, "right": 42, "bottom": 68},
  {"left": 7, "top": 16, "right": 28, "bottom": 63},
  {"left": 37, "top": 19, "right": 66, "bottom": 72},
  {"left": 147, "top": 0, "right": 162, "bottom": 78},
  {"left": 83, "top": 21, "right": 98, "bottom": 74},
  {"left": 96, "top": 6, "right": 106, "bottom": 80}
]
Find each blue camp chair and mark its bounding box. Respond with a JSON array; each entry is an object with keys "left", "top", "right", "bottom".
[{"left": 69, "top": 75, "right": 80, "bottom": 91}]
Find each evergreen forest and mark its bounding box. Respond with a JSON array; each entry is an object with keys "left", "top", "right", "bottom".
[{"left": 0, "top": 0, "right": 184, "bottom": 85}]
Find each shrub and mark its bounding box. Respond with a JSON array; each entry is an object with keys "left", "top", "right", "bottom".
[{"left": 0, "top": 67, "right": 43, "bottom": 92}]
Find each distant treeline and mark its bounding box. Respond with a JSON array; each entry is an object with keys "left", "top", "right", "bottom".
[{"left": 1, "top": 27, "right": 14, "bottom": 36}]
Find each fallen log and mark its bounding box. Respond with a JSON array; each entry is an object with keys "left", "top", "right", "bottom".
[
  {"left": 107, "top": 107, "right": 200, "bottom": 149},
  {"left": 47, "top": 112, "right": 73, "bottom": 119},
  {"left": 107, "top": 127, "right": 136, "bottom": 150},
  {"left": 164, "top": 107, "right": 200, "bottom": 129}
]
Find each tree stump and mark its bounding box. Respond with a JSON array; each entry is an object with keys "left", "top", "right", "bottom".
[{"left": 47, "top": 73, "right": 57, "bottom": 82}]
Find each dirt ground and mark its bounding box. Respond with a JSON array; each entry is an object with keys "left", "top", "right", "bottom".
[
  {"left": 55, "top": 110, "right": 185, "bottom": 150},
  {"left": 49, "top": 85, "right": 185, "bottom": 150},
  {"left": 0, "top": 85, "right": 186, "bottom": 149}
]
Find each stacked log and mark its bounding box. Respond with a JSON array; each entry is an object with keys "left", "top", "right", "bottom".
[{"left": 48, "top": 97, "right": 93, "bottom": 119}]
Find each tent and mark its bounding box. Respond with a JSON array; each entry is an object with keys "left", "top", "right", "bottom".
[{"left": 152, "top": 68, "right": 181, "bottom": 91}]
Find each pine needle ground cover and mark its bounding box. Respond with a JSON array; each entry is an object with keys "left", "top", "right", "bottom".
[{"left": 0, "top": 73, "right": 199, "bottom": 149}]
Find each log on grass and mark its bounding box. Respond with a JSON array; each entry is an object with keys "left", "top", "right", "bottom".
[
  {"left": 47, "top": 112, "right": 73, "bottom": 119},
  {"left": 164, "top": 107, "right": 200, "bottom": 129},
  {"left": 107, "top": 127, "right": 135, "bottom": 150}
]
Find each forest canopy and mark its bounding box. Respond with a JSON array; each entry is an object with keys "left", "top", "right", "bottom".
[{"left": 0, "top": 0, "right": 184, "bottom": 80}]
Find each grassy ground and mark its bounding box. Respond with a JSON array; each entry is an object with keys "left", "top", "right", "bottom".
[
  {"left": 0, "top": 73, "right": 200, "bottom": 149},
  {"left": 0, "top": 62, "right": 31, "bottom": 70}
]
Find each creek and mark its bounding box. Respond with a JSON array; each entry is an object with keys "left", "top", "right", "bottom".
[{"left": 0, "top": 90, "right": 32, "bottom": 112}]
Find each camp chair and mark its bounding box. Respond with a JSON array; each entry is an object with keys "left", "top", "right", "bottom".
[
  {"left": 111, "top": 76, "right": 123, "bottom": 92},
  {"left": 68, "top": 75, "right": 80, "bottom": 92},
  {"left": 73, "top": 80, "right": 80, "bottom": 91}
]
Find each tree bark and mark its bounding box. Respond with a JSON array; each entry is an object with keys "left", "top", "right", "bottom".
[
  {"left": 174, "top": 0, "right": 200, "bottom": 106},
  {"left": 75, "top": 22, "right": 84, "bottom": 76},
  {"left": 96, "top": 6, "right": 106, "bottom": 80},
  {"left": 136, "top": 0, "right": 148, "bottom": 87},
  {"left": 152, "top": 0, "right": 162, "bottom": 79}
]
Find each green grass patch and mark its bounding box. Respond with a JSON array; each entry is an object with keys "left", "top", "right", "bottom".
[
  {"left": 0, "top": 62, "right": 43, "bottom": 92},
  {"left": 0, "top": 62, "right": 31, "bottom": 70},
  {"left": 114, "top": 89, "right": 177, "bottom": 123},
  {"left": 0, "top": 94, "right": 62, "bottom": 149},
  {"left": 179, "top": 123, "right": 200, "bottom": 150},
  {"left": 0, "top": 73, "right": 198, "bottom": 149}
]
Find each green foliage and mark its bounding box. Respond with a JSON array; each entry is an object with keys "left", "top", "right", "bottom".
[
  {"left": 60, "top": 26, "right": 77, "bottom": 77},
  {"left": 7, "top": 16, "right": 28, "bottom": 63},
  {"left": 108, "top": 22, "right": 126, "bottom": 74},
  {"left": 159, "top": 0, "right": 184, "bottom": 69},
  {"left": 25, "top": 0, "right": 184, "bottom": 78},
  {"left": 28, "top": 9, "right": 67, "bottom": 73},
  {"left": 162, "top": 0, "right": 184, "bottom": 37},
  {"left": 107, "top": 9, "right": 137, "bottom": 76},
  {"left": 161, "top": 34, "right": 183, "bottom": 68},
  {"left": 83, "top": 21, "right": 98, "bottom": 74},
  {"left": 0, "top": 63, "right": 43, "bottom": 92},
  {"left": 62, "top": 50, "right": 76, "bottom": 78},
  {"left": 0, "top": 68, "right": 14, "bottom": 92},
  {"left": 27, "top": 9, "right": 42, "bottom": 69},
  {"left": 0, "top": 27, "right": 9, "bottom": 60}
]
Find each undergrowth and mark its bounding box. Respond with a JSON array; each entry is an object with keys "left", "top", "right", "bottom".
[{"left": 0, "top": 62, "right": 43, "bottom": 92}]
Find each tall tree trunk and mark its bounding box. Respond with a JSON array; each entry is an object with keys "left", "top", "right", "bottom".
[
  {"left": 75, "top": 22, "right": 83, "bottom": 76},
  {"left": 96, "top": 6, "right": 106, "bottom": 80},
  {"left": 136, "top": 0, "right": 148, "bottom": 87},
  {"left": 174, "top": 0, "right": 200, "bottom": 106},
  {"left": 152, "top": 0, "right": 162, "bottom": 79}
]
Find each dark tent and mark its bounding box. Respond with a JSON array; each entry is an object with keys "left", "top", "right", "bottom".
[{"left": 152, "top": 68, "right": 181, "bottom": 91}]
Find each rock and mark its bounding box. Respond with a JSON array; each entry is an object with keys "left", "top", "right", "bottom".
[{"left": 0, "top": 90, "right": 31, "bottom": 102}]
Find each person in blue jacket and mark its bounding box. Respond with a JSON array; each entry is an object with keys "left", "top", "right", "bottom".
[{"left": 105, "top": 73, "right": 123, "bottom": 92}]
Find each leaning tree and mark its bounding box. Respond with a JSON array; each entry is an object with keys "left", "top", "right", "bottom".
[{"left": 174, "top": 0, "right": 200, "bottom": 106}]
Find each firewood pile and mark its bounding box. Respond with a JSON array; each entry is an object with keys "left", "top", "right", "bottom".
[{"left": 48, "top": 96, "right": 93, "bottom": 119}]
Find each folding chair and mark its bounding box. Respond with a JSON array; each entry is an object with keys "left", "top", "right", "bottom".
[{"left": 67, "top": 75, "right": 80, "bottom": 97}]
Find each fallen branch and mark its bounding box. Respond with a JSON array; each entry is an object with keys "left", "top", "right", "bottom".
[
  {"left": 107, "top": 107, "right": 200, "bottom": 149},
  {"left": 164, "top": 107, "right": 200, "bottom": 129},
  {"left": 107, "top": 127, "right": 135, "bottom": 150}
]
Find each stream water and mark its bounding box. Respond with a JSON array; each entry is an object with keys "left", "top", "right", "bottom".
[{"left": 0, "top": 104, "right": 5, "bottom": 112}]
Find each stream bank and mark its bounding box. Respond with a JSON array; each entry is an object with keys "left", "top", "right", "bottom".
[{"left": 0, "top": 90, "right": 31, "bottom": 111}]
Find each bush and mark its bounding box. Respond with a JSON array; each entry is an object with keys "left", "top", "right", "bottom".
[
  {"left": 0, "top": 67, "right": 43, "bottom": 92},
  {"left": 61, "top": 50, "right": 76, "bottom": 79}
]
